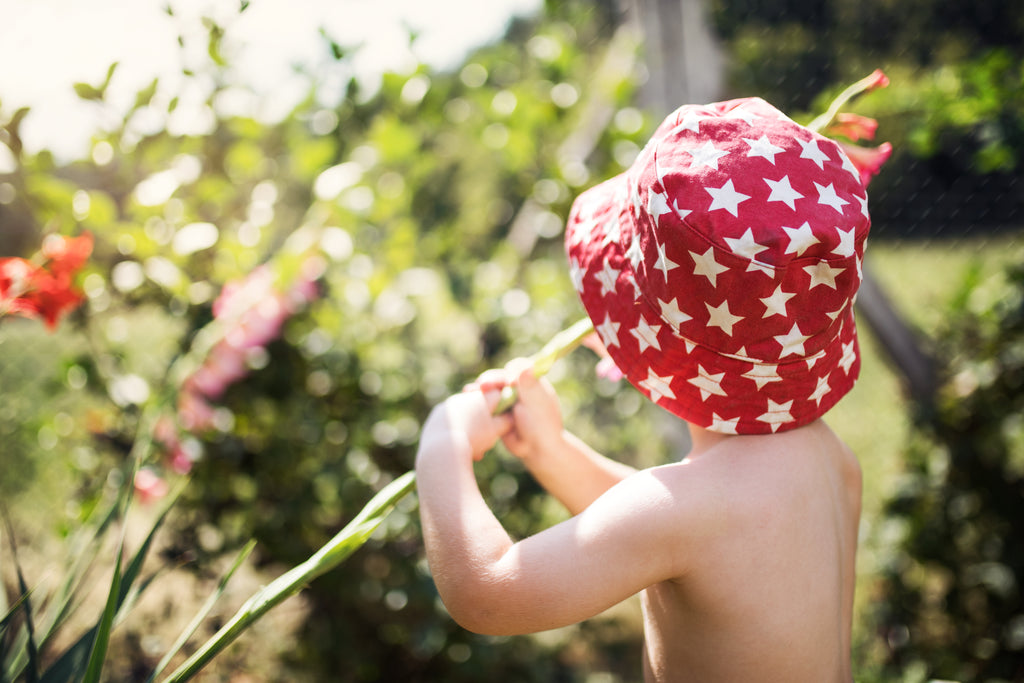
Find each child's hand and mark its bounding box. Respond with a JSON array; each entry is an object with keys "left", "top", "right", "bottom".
[
  {"left": 422, "top": 386, "right": 511, "bottom": 462},
  {"left": 470, "top": 360, "right": 565, "bottom": 464}
]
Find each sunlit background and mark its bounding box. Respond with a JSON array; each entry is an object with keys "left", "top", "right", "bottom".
[{"left": 0, "top": 0, "right": 1022, "bottom": 681}]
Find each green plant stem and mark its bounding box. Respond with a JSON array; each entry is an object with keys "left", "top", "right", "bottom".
[
  {"left": 160, "top": 471, "right": 416, "bottom": 683},
  {"left": 492, "top": 316, "right": 594, "bottom": 414}
]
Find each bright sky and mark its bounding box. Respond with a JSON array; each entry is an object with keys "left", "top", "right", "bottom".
[{"left": 0, "top": 0, "right": 542, "bottom": 161}]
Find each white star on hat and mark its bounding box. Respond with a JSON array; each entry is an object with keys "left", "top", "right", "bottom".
[
  {"left": 743, "top": 135, "right": 785, "bottom": 164},
  {"left": 764, "top": 175, "right": 804, "bottom": 210},
  {"left": 625, "top": 233, "right": 643, "bottom": 270},
  {"left": 648, "top": 188, "right": 674, "bottom": 221},
  {"left": 659, "top": 297, "right": 692, "bottom": 327},
  {"left": 782, "top": 222, "right": 819, "bottom": 256},
  {"left": 804, "top": 261, "right": 845, "bottom": 290},
  {"left": 723, "top": 228, "right": 770, "bottom": 261},
  {"left": 756, "top": 399, "right": 795, "bottom": 432},
  {"left": 741, "top": 363, "right": 782, "bottom": 389},
  {"left": 686, "top": 141, "right": 730, "bottom": 170},
  {"left": 690, "top": 247, "right": 730, "bottom": 287},
  {"left": 809, "top": 374, "right": 833, "bottom": 406},
  {"left": 798, "top": 137, "right": 830, "bottom": 169},
  {"left": 839, "top": 340, "right": 857, "bottom": 374},
  {"left": 569, "top": 257, "right": 586, "bottom": 292},
  {"left": 705, "top": 179, "right": 750, "bottom": 217},
  {"left": 596, "top": 313, "right": 621, "bottom": 348},
  {"left": 724, "top": 107, "right": 758, "bottom": 125},
  {"left": 832, "top": 226, "right": 857, "bottom": 257},
  {"left": 639, "top": 369, "right": 677, "bottom": 404},
  {"left": 595, "top": 259, "right": 620, "bottom": 295},
  {"left": 674, "top": 110, "right": 703, "bottom": 134},
  {"left": 774, "top": 323, "right": 810, "bottom": 358},
  {"left": 815, "top": 182, "right": 850, "bottom": 214},
  {"left": 710, "top": 413, "right": 740, "bottom": 434},
  {"left": 705, "top": 299, "right": 744, "bottom": 336},
  {"left": 655, "top": 240, "right": 680, "bottom": 281},
  {"left": 688, "top": 364, "right": 728, "bottom": 400},
  {"left": 631, "top": 316, "right": 663, "bottom": 353},
  {"left": 760, "top": 284, "right": 796, "bottom": 318},
  {"left": 855, "top": 193, "right": 869, "bottom": 219}
]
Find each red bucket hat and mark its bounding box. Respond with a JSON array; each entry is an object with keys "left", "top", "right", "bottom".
[{"left": 565, "top": 97, "right": 870, "bottom": 434}]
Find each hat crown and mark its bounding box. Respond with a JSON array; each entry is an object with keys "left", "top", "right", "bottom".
[{"left": 620, "top": 97, "right": 869, "bottom": 364}]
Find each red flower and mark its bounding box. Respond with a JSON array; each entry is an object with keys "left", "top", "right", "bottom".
[
  {"left": 839, "top": 141, "right": 893, "bottom": 188},
  {"left": 42, "top": 232, "right": 93, "bottom": 279},
  {"left": 0, "top": 233, "right": 92, "bottom": 330},
  {"left": 827, "top": 113, "right": 879, "bottom": 142}
]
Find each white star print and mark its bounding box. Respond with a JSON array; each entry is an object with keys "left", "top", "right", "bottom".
[
  {"left": 569, "top": 257, "right": 586, "bottom": 292},
  {"left": 804, "top": 261, "right": 845, "bottom": 289},
  {"left": 631, "top": 316, "right": 662, "bottom": 353},
  {"left": 764, "top": 175, "right": 804, "bottom": 210},
  {"left": 648, "top": 188, "right": 673, "bottom": 222},
  {"left": 659, "top": 297, "right": 692, "bottom": 327},
  {"left": 742, "top": 363, "right": 782, "bottom": 389},
  {"left": 724, "top": 107, "right": 758, "bottom": 125},
  {"left": 774, "top": 323, "right": 810, "bottom": 358},
  {"left": 832, "top": 226, "right": 857, "bottom": 257},
  {"left": 815, "top": 182, "right": 849, "bottom": 214},
  {"left": 809, "top": 375, "right": 832, "bottom": 406},
  {"left": 687, "top": 364, "right": 728, "bottom": 400},
  {"left": 710, "top": 413, "right": 740, "bottom": 434},
  {"left": 855, "top": 193, "right": 869, "bottom": 219},
  {"left": 594, "top": 259, "right": 619, "bottom": 295},
  {"left": 839, "top": 340, "right": 857, "bottom": 374},
  {"left": 655, "top": 241, "right": 680, "bottom": 281},
  {"left": 782, "top": 222, "right": 819, "bottom": 256},
  {"left": 723, "top": 228, "right": 770, "bottom": 261},
  {"left": 625, "top": 233, "right": 643, "bottom": 270},
  {"left": 756, "top": 399, "right": 795, "bottom": 432},
  {"left": 798, "top": 137, "right": 830, "bottom": 169},
  {"left": 760, "top": 285, "right": 796, "bottom": 318},
  {"left": 674, "top": 110, "right": 703, "bottom": 134},
  {"left": 596, "top": 314, "right": 621, "bottom": 348},
  {"left": 689, "top": 247, "right": 730, "bottom": 287},
  {"left": 686, "top": 141, "right": 730, "bottom": 170},
  {"left": 639, "top": 369, "right": 676, "bottom": 404},
  {"left": 705, "top": 299, "right": 744, "bottom": 336},
  {"left": 600, "top": 218, "right": 621, "bottom": 248},
  {"left": 705, "top": 179, "right": 750, "bottom": 217},
  {"left": 838, "top": 147, "right": 860, "bottom": 182},
  {"left": 743, "top": 135, "right": 785, "bottom": 164}
]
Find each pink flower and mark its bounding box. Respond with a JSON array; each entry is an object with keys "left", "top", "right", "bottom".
[
  {"left": 134, "top": 469, "right": 169, "bottom": 505},
  {"left": 583, "top": 332, "right": 625, "bottom": 382},
  {"left": 828, "top": 113, "right": 878, "bottom": 142},
  {"left": 839, "top": 141, "right": 893, "bottom": 188},
  {"left": 861, "top": 69, "right": 890, "bottom": 92}
]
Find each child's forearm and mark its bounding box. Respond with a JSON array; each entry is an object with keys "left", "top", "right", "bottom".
[
  {"left": 415, "top": 430, "right": 515, "bottom": 626},
  {"left": 522, "top": 430, "right": 636, "bottom": 516}
]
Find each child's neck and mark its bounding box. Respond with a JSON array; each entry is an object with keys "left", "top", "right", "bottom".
[{"left": 686, "top": 423, "right": 735, "bottom": 458}]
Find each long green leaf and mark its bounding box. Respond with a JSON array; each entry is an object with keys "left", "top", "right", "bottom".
[
  {"left": 80, "top": 547, "right": 122, "bottom": 683},
  {"left": 161, "top": 471, "right": 416, "bottom": 683},
  {"left": 2, "top": 510, "right": 39, "bottom": 683},
  {"left": 145, "top": 540, "right": 256, "bottom": 682}
]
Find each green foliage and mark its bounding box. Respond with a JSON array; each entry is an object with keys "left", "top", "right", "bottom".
[
  {"left": 874, "top": 263, "right": 1024, "bottom": 681},
  {"left": 708, "top": 0, "right": 1024, "bottom": 234},
  {"left": 1, "top": 1, "right": 658, "bottom": 680}
]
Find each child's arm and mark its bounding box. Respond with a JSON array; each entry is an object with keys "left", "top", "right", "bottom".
[
  {"left": 473, "top": 362, "right": 635, "bottom": 515},
  {"left": 415, "top": 388, "right": 694, "bottom": 635}
]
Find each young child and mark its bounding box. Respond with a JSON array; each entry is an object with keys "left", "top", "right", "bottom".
[{"left": 416, "top": 96, "right": 866, "bottom": 682}]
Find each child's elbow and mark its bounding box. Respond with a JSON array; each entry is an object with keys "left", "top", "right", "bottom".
[{"left": 440, "top": 586, "right": 527, "bottom": 636}]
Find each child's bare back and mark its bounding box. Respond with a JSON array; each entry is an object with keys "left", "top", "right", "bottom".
[{"left": 638, "top": 421, "right": 860, "bottom": 682}]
